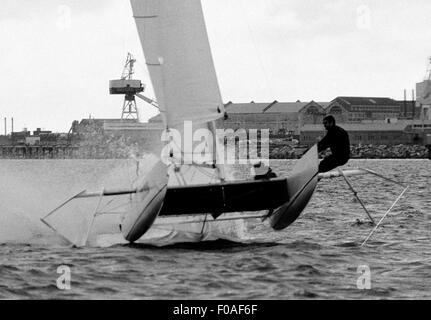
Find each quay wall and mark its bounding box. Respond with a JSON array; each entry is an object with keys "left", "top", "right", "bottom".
[
  {"left": 270, "top": 141, "right": 429, "bottom": 159},
  {"left": 0, "top": 141, "right": 428, "bottom": 160}
]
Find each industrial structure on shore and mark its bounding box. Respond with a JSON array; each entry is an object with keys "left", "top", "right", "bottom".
[
  {"left": 220, "top": 95, "right": 429, "bottom": 146},
  {"left": 1, "top": 56, "right": 431, "bottom": 159}
]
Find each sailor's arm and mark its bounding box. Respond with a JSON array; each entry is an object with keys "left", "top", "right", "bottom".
[{"left": 317, "top": 134, "right": 330, "bottom": 153}]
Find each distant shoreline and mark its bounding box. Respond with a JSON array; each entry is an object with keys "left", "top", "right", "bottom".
[
  {"left": 0, "top": 144, "right": 429, "bottom": 160},
  {"left": 270, "top": 143, "right": 429, "bottom": 160},
  {"left": 0, "top": 158, "right": 428, "bottom": 161}
]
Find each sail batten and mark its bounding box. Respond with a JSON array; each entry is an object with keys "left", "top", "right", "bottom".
[
  {"left": 133, "top": 15, "right": 158, "bottom": 18},
  {"left": 130, "top": 0, "right": 225, "bottom": 129}
]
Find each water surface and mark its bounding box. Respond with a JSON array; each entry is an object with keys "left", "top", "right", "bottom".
[{"left": 0, "top": 159, "right": 430, "bottom": 299}]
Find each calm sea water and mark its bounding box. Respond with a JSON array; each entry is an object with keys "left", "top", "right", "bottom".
[{"left": 0, "top": 159, "right": 430, "bottom": 299}]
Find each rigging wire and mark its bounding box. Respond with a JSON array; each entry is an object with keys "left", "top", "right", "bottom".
[
  {"left": 98, "top": 199, "right": 132, "bottom": 215},
  {"left": 200, "top": 214, "right": 209, "bottom": 235},
  {"left": 168, "top": 134, "right": 219, "bottom": 176},
  {"left": 238, "top": 0, "right": 275, "bottom": 99}
]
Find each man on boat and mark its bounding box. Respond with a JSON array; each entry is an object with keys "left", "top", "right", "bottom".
[{"left": 317, "top": 115, "right": 350, "bottom": 173}]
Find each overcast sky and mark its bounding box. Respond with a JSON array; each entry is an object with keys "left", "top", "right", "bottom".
[{"left": 0, "top": 0, "right": 430, "bottom": 132}]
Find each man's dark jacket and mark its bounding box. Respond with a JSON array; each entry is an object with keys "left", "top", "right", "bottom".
[{"left": 317, "top": 125, "right": 350, "bottom": 160}]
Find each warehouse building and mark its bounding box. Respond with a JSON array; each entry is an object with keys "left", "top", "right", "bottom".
[
  {"left": 299, "top": 121, "right": 430, "bottom": 147},
  {"left": 221, "top": 100, "right": 328, "bottom": 135},
  {"left": 325, "top": 97, "right": 403, "bottom": 123}
]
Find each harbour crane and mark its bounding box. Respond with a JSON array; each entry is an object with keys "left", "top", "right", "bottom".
[{"left": 109, "top": 53, "right": 159, "bottom": 120}]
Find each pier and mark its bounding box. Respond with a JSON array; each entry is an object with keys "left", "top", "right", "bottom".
[{"left": 0, "top": 145, "right": 80, "bottom": 159}]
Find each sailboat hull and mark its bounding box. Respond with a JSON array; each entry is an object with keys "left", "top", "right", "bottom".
[
  {"left": 269, "top": 146, "right": 319, "bottom": 230},
  {"left": 269, "top": 174, "right": 318, "bottom": 230},
  {"left": 156, "top": 146, "right": 319, "bottom": 231},
  {"left": 159, "top": 178, "right": 290, "bottom": 216},
  {"left": 121, "top": 161, "right": 168, "bottom": 242}
]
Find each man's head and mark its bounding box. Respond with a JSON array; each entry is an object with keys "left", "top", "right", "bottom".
[{"left": 323, "top": 115, "right": 336, "bottom": 131}]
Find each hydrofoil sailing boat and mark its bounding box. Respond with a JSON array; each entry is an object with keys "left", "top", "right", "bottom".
[{"left": 40, "top": 0, "right": 408, "bottom": 247}]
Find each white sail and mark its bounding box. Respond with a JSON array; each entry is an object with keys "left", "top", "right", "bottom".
[{"left": 130, "top": 0, "right": 225, "bottom": 128}]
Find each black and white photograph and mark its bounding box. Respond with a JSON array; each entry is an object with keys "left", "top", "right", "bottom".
[{"left": 0, "top": 0, "right": 430, "bottom": 304}]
